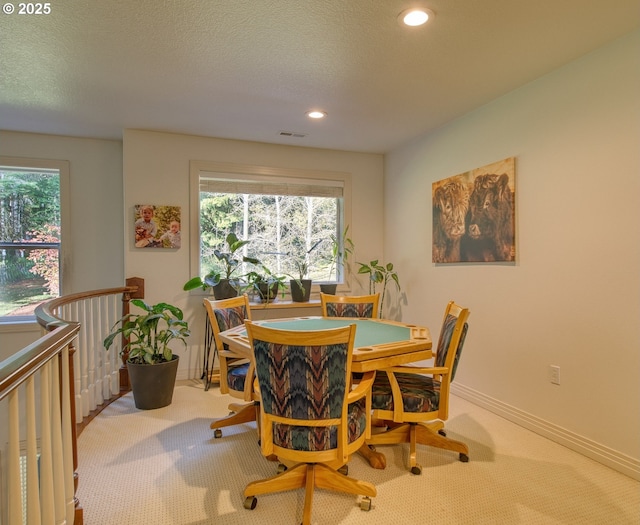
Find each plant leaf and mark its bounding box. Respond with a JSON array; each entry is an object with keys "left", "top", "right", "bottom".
[
  {"left": 131, "top": 299, "right": 151, "bottom": 312},
  {"left": 183, "top": 276, "right": 204, "bottom": 291}
]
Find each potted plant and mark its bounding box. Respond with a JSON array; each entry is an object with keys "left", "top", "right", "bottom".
[
  {"left": 103, "top": 299, "right": 191, "bottom": 409},
  {"left": 321, "top": 226, "right": 355, "bottom": 294},
  {"left": 183, "top": 232, "right": 259, "bottom": 299},
  {"left": 289, "top": 240, "right": 322, "bottom": 302},
  {"left": 243, "top": 264, "right": 287, "bottom": 304},
  {"left": 289, "top": 259, "right": 312, "bottom": 302},
  {"left": 356, "top": 259, "right": 401, "bottom": 318}
]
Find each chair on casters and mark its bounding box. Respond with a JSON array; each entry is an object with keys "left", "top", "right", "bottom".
[
  {"left": 320, "top": 292, "right": 380, "bottom": 318},
  {"left": 367, "top": 300, "right": 470, "bottom": 475},
  {"left": 243, "top": 321, "right": 377, "bottom": 525},
  {"left": 203, "top": 295, "right": 257, "bottom": 439}
]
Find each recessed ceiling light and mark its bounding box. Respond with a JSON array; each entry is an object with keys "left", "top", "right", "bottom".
[
  {"left": 398, "top": 8, "right": 434, "bottom": 27},
  {"left": 306, "top": 110, "right": 327, "bottom": 119}
]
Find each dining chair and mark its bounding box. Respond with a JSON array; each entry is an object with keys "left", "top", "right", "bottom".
[
  {"left": 367, "top": 300, "right": 470, "bottom": 474},
  {"left": 320, "top": 292, "right": 380, "bottom": 318},
  {"left": 243, "top": 321, "right": 377, "bottom": 524},
  {"left": 203, "top": 294, "right": 258, "bottom": 438}
]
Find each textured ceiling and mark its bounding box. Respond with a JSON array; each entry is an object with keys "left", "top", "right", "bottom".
[{"left": 1, "top": 0, "right": 639, "bottom": 153}]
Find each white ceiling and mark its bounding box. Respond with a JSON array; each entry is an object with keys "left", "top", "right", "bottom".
[{"left": 1, "top": 0, "right": 639, "bottom": 154}]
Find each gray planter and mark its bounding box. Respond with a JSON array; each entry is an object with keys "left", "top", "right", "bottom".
[
  {"left": 290, "top": 279, "right": 312, "bottom": 302},
  {"left": 212, "top": 279, "right": 239, "bottom": 300},
  {"left": 127, "top": 355, "right": 179, "bottom": 410},
  {"left": 256, "top": 282, "right": 279, "bottom": 303},
  {"left": 319, "top": 283, "right": 338, "bottom": 295}
]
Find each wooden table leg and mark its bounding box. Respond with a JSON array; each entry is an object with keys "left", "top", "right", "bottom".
[{"left": 358, "top": 443, "right": 386, "bottom": 469}]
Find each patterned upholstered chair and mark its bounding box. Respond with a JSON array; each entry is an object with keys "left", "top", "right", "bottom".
[
  {"left": 366, "top": 301, "right": 470, "bottom": 474},
  {"left": 320, "top": 292, "right": 380, "bottom": 319},
  {"left": 204, "top": 295, "right": 257, "bottom": 438},
  {"left": 243, "top": 321, "right": 376, "bottom": 524}
]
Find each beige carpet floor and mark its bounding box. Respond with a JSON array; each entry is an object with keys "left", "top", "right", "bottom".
[{"left": 76, "top": 379, "right": 639, "bottom": 524}]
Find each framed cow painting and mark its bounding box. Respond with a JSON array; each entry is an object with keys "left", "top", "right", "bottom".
[{"left": 432, "top": 157, "right": 515, "bottom": 263}]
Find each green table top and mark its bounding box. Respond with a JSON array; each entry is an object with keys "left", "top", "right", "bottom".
[{"left": 259, "top": 318, "right": 411, "bottom": 348}]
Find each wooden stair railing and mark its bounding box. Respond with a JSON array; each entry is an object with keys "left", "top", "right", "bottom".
[{"left": 0, "top": 281, "right": 140, "bottom": 525}]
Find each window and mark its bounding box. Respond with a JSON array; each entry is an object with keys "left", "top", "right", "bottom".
[
  {"left": 190, "top": 161, "right": 352, "bottom": 288},
  {"left": 0, "top": 157, "right": 69, "bottom": 322}
]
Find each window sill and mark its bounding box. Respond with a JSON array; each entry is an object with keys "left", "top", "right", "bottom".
[
  {"left": 249, "top": 299, "right": 321, "bottom": 310},
  {"left": 0, "top": 318, "right": 40, "bottom": 333}
]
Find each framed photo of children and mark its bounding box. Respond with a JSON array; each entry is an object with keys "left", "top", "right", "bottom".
[
  {"left": 432, "top": 157, "right": 515, "bottom": 263},
  {"left": 134, "top": 205, "right": 181, "bottom": 249}
]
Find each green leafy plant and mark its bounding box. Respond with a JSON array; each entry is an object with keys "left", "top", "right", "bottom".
[
  {"left": 357, "top": 260, "right": 401, "bottom": 318},
  {"left": 183, "top": 232, "right": 259, "bottom": 291},
  {"left": 290, "top": 239, "right": 323, "bottom": 280},
  {"left": 243, "top": 264, "right": 287, "bottom": 302},
  {"left": 103, "top": 299, "right": 190, "bottom": 364},
  {"left": 328, "top": 225, "right": 354, "bottom": 280}
]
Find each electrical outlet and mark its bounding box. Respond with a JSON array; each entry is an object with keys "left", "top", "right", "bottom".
[{"left": 549, "top": 365, "right": 560, "bottom": 385}]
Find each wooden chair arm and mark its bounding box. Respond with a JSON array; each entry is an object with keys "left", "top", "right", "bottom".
[
  {"left": 219, "top": 349, "right": 249, "bottom": 363},
  {"left": 347, "top": 371, "right": 375, "bottom": 403},
  {"left": 380, "top": 366, "right": 448, "bottom": 422},
  {"left": 252, "top": 377, "right": 262, "bottom": 402},
  {"left": 383, "top": 365, "right": 449, "bottom": 376},
  {"left": 347, "top": 370, "right": 375, "bottom": 439},
  {"left": 242, "top": 361, "right": 256, "bottom": 401}
]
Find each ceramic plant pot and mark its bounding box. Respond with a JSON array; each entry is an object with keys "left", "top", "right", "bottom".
[
  {"left": 127, "top": 355, "right": 179, "bottom": 410},
  {"left": 319, "top": 283, "right": 338, "bottom": 295},
  {"left": 212, "top": 279, "right": 239, "bottom": 300},
  {"left": 290, "top": 279, "right": 312, "bottom": 302}
]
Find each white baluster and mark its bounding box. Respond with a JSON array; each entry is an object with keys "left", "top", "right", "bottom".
[
  {"left": 7, "top": 389, "right": 22, "bottom": 525},
  {"left": 61, "top": 345, "right": 76, "bottom": 525},
  {"left": 94, "top": 297, "right": 105, "bottom": 406},
  {"left": 80, "top": 302, "right": 90, "bottom": 417},
  {"left": 39, "top": 362, "right": 55, "bottom": 524},
  {"left": 49, "top": 357, "right": 67, "bottom": 524},
  {"left": 86, "top": 298, "right": 96, "bottom": 412},
  {"left": 109, "top": 294, "right": 121, "bottom": 396},
  {"left": 26, "top": 377, "right": 42, "bottom": 525}
]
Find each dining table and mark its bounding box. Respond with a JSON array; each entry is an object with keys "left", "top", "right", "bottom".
[
  {"left": 219, "top": 316, "right": 431, "bottom": 370},
  {"left": 219, "top": 315, "right": 433, "bottom": 468}
]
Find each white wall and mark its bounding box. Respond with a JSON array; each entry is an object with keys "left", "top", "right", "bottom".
[
  {"left": 0, "top": 131, "right": 125, "bottom": 353},
  {"left": 385, "top": 30, "right": 640, "bottom": 473},
  {"left": 122, "top": 130, "right": 384, "bottom": 380}
]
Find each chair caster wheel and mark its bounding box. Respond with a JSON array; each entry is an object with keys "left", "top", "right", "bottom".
[
  {"left": 438, "top": 429, "right": 447, "bottom": 437},
  {"left": 277, "top": 463, "right": 288, "bottom": 474},
  {"left": 244, "top": 496, "right": 257, "bottom": 510},
  {"left": 410, "top": 464, "right": 422, "bottom": 475},
  {"left": 360, "top": 496, "right": 372, "bottom": 511},
  {"left": 214, "top": 429, "right": 222, "bottom": 438},
  {"left": 338, "top": 465, "right": 348, "bottom": 476},
  {"left": 459, "top": 453, "right": 469, "bottom": 463}
]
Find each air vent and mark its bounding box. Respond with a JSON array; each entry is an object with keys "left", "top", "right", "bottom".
[{"left": 279, "top": 131, "right": 307, "bottom": 138}]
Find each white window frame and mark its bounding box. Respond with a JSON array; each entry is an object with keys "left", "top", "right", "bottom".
[
  {"left": 0, "top": 156, "right": 70, "bottom": 326},
  {"left": 189, "top": 160, "right": 352, "bottom": 296}
]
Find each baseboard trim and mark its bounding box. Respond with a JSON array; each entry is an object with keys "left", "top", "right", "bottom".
[
  {"left": 177, "top": 368, "right": 220, "bottom": 385},
  {"left": 451, "top": 383, "right": 640, "bottom": 481}
]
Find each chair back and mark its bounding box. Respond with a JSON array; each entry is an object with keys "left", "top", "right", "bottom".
[
  {"left": 434, "top": 301, "right": 470, "bottom": 383},
  {"left": 320, "top": 292, "right": 380, "bottom": 319},
  {"left": 204, "top": 294, "right": 252, "bottom": 351},
  {"left": 246, "top": 321, "right": 362, "bottom": 465}
]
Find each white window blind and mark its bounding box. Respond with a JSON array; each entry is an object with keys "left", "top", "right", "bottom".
[{"left": 199, "top": 172, "right": 344, "bottom": 198}]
